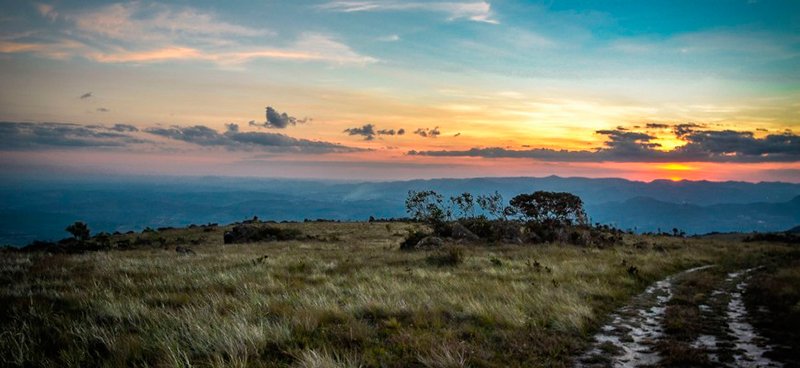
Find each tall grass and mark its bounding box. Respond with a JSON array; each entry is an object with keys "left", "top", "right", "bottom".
[{"left": 0, "top": 221, "right": 793, "bottom": 367}]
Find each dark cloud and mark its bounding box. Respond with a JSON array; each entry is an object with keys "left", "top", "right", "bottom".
[
  {"left": 250, "top": 106, "right": 309, "bottom": 129},
  {"left": 344, "top": 124, "right": 377, "bottom": 140},
  {"left": 410, "top": 126, "right": 800, "bottom": 163},
  {"left": 676, "top": 130, "right": 800, "bottom": 161},
  {"left": 145, "top": 124, "right": 364, "bottom": 154},
  {"left": 454, "top": 132, "right": 461, "bottom": 137},
  {"left": 344, "top": 124, "right": 404, "bottom": 140},
  {"left": 414, "top": 127, "right": 441, "bottom": 138},
  {"left": 646, "top": 123, "right": 670, "bottom": 129},
  {"left": 674, "top": 123, "right": 704, "bottom": 137},
  {"left": 79, "top": 92, "right": 92, "bottom": 99},
  {"left": 0, "top": 122, "right": 147, "bottom": 148},
  {"left": 595, "top": 129, "right": 661, "bottom": 154},
  {"left": 96, "top": 107, "right": 110, "bottom": 112}
]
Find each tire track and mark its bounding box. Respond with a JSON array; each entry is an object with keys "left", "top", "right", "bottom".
[{"left": 576, "top": 265, "right": 713, "bottom": 367}]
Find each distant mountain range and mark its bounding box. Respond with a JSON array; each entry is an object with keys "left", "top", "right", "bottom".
[{"left": 1, "top": 175, "right": 799, "bottom": 245}]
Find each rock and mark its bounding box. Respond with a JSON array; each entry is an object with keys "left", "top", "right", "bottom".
[
  {"left": 175, "top": 246, "right": 196, "bottom": 255},
  {"left": 415, "top": 236, "right": 444, "bottom": 249},
  {"left": 450, "top": 223, "right": 480, "bottom": 241}
]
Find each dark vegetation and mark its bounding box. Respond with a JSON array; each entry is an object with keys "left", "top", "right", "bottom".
[
  {"left": 223, "top": 224, "right": 304, "bottom": 244},
  {"left": 401, "top": 190, "right": 625, "bottom": 250},
  {"left": 744, "top": 230, "right": 800, "bottom": 244}
]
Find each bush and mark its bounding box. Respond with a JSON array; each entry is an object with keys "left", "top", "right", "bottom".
[
  {"left": 426, "top": 245, "right": 465, "bottom": 267},
  {"left": 223, "top": 225, "right": 303, "bottom": 244}
]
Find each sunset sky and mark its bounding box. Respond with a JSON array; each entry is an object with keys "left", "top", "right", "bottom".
[{"left": 0, "top": 1, "right": 798, "bottom": 182}]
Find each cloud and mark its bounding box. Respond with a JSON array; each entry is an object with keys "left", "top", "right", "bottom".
[
  {"left": 0, "top": 121, "right": 147, "bottom": 148},
  {"left": 4, "top": 4, "right": 376, "bottom": 66},
  {"left": 145, "top": 124, "right": 364, "bottom": 154},
  {"left": 36, "top": 3, "right": 58, "bottom": 21},
  {"left": 248, "top": 106, "right": 309, "bottom": 129},
  {"left": 379, "top": 34, "right": 400, "bottom": 42},
  {"left": 109, "top": 123, "right": 137, "bottom": 132},
  {"left": 344, "top": 124, "right": 405, "bottom": 140},
  {"left": 377, "top": 128, "right": 398, "bottom": 135},
  {"left": 344, "top": 124, "right": 377, "bottom": 140},
  {"left": 96, "top": 107, "right": 110, "bottom": 112},
  {"left": 79, "top": 92, "right": 92, "bottom": 99},
  {"left": 673, "top": 123, "right": 705, "bottom": 137},
  {"left": 645, "top": 123, "right": 670, "bottom": 129},
  {"left": 318, "top": 1, "right": 498, "bottom": 24},
  {"left": 409, "top": 125, "right": 800, "bottom": 163},
  {"left": 70, "top": 2, "right": 269, "bottom": 43},
  {"left": 413, "top": 127, "right": 441, "bottom": 138}
]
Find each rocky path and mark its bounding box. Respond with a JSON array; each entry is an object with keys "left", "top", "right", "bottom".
[{"left": 576, "top": 265, "right": 785, "bottom": 368}]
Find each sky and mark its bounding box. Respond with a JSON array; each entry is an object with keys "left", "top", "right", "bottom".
[{"left": 0, "top": 0, "right": 798, "bottom": 182}]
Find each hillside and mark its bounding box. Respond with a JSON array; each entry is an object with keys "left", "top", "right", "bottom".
[{"left": 2, "top": 176, "right": 800, "bottom": 245}]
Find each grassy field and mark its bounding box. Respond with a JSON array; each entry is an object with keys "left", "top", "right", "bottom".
[{"left": 0, "top": 221, "right": 796, "bottom": 367}]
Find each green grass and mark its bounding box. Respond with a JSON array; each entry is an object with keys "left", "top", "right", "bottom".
[{"left": 0, "top": 221, "right": 795, "bottom": 367}]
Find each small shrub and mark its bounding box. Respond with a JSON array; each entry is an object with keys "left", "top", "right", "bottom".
[{"left": 426, "top": 245, "right": 465, "bottom": 267}]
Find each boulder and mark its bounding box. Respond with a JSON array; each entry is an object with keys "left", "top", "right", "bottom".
[
  {"left": 415, "top": 236, "right": 444, "bottom": 249},
  {"left": 450, "top": 223, "right": 480, "bottom": 242},
  {"left": 175, "top": 246, "right": 196, "bottom": 255}
]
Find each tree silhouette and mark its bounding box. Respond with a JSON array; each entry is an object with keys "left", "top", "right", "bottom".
[
  {"left": 509, "top": 191, "right": 587, "bottom": 225},
  {"left": 66, "top": 221, "right": 91, "bottom": 241}
]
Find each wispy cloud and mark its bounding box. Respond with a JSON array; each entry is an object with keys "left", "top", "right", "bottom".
[
  {"left": 318, "top": 1, "right": 498, "bottom": 24},
  {"left": 1, "top": 3, "right": 376, "bottom": 66},
  {"left": 609, "top": 30, "right": 800, "bottom": 60},
  {"left": 69, "top": 2, "right": 270, "bottom": 44},
  {"left": 36, "top": 3, "right": 58, "bottom": 21}
]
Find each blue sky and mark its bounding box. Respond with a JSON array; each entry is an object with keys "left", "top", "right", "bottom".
[{"left": 0, "top": 1, "right": 798, "bottom": 181}]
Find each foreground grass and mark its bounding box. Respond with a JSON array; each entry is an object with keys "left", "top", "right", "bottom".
[{"left": 0, "top": 222, "right": 795, "bottom": 367}]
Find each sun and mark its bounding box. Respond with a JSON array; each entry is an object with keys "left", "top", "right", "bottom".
[{"left": 659, "top": 163, "right": 695, "bottom": 171}]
